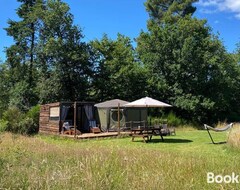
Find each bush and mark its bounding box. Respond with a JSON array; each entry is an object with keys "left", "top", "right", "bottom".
[
  {"left": 2, "top": 107, "right": 24, "bottom": 133},
  {"left": 2, "top": 105, "right": 40, "bottom": 135},
  {"left": 18, "top": 117, "right": 35, "bottom": 134},
  {"left": 0, "top": 119, "right": 8, "bottom": 133},
  {"left": 167, "top": 111, "right": 185, "bottom": 127},
  {"left": 150, "top": 111, "right": 186, "bottom": 127},
  {"left": 25, "top": 105, "right": 40, "bottom": 134}
]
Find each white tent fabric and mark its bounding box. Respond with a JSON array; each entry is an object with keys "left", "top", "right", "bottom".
[{"left": 124, "top": 97, "right": 172, "bottom": 108}]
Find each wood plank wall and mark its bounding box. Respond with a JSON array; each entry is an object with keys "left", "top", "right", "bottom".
[{"left": 39, "top": 102, "right": 60, "bottom": 134}]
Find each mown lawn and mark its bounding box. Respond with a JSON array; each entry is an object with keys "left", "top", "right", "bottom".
[{"left": 0, "top": 130, "right": 240, "bottom": 190}]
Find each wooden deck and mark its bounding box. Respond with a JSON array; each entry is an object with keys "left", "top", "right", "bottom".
[{"left": 61, "top": 131, "right": 131, "bottom": 139}]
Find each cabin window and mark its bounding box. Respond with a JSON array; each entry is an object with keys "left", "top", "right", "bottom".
[{"left": 50, "top": 107, "right": 60, "bottom": 120}]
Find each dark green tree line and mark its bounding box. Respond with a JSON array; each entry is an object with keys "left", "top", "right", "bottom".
[
  {"left": 0, "top": 0, "right": 240, "bottom": 127},
  {"left": 4, "top": 0, "right": 93, "bottom": 109},
  {"left": 137, "top": 0, "right": 240, "bottom": 123}
]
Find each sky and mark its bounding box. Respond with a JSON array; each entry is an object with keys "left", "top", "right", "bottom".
[{"left": 0, "top": 0, "right": 240, "bottom": 62}]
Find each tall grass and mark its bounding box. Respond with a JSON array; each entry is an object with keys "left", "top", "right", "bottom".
[
  {"left": 0, "top": 131, "right": 240, "bottom": 189},
  {"left": 227, "top": 123, "right": 240, "bottom": 148}
]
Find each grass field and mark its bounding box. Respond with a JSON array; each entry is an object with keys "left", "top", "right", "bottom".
[{"left": 0, "top": 130, "right": 240, "bottom": 190}]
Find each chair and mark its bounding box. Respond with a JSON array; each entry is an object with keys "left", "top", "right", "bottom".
[
  {"left": 89, "top": 120, "right": 101, "bottom": 134},
  {"left": 62, "top": 122, "right": 81, "bottom": 135},
  {"left": 204, "top": 123, "right": 233, "bottom": 144},
  {"left": 169, "top": 126, "right": 176, "bottom": 136},
  {"left": 161, "top": 124, "right": 170, "bottom": 136}
]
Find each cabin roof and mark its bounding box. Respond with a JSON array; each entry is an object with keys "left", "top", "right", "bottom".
[{"left": 95, "top": 99, "right": 129, "bottom": 108}]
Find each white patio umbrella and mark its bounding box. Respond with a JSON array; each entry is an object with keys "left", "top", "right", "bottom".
[
  {"left": 124, "top": 97, "right": 172, "bottom": 126},
  {"left": 124, "top": 97, "right": 172, "bottom": 108}
]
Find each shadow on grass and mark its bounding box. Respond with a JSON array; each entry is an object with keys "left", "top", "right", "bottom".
[
  {"left": 148, "top": 138, "right": 193, "bottom": 144},
  {"left": 207, "top": 141, "right": 226, "bottom": 145}
]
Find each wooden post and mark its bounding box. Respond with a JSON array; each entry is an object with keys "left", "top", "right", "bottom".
[
  {"left": 74, "top": 101, "right": 77, "bottom": 138},
  {"left": 118, "top": 103, "right": 120, "bottom": 136}
]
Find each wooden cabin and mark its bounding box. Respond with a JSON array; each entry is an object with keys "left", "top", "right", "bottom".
[{"left": 39, "top": 101, "right": 96, "bottom": 135}]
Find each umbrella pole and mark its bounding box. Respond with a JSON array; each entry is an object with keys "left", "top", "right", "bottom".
[
  {"left": 74, "top": 101, "right": 76, "bottom": 138},
  {"left": 118, "top": 103, "right": 120, "bottom": 136}
]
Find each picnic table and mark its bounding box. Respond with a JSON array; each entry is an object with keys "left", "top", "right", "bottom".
[{"left": 131, "top": 126, "right": 164, "bottom": 143}]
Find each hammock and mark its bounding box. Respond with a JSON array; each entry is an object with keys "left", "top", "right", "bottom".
[{"left": 204, "top": 123, "right": 233, "bottom": 144}]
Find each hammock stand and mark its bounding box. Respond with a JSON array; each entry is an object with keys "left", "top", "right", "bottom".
[{"left": 204, "top": 123, "right": 233, "bottom": 144}]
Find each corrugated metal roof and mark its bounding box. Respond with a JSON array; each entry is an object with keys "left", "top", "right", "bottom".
[{"left": 95, "top": 99, "right": 129, "bottom": 108}]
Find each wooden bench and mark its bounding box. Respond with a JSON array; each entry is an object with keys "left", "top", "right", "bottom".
[
  {"left": 63, "top": 128, "right": 81, "bottom": 135},
  {"left": 131, "top": 128, "right": 152, "bottom": 143}
]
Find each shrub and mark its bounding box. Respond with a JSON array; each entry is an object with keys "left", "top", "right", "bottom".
[
  {"left": 0, "top": 119, "right": 8, "bottom": 132},
  {"left": 25, "top": 105, "right": 40, "bottom": 134},
  {"left": 2, "top": 107, "right": 24, "bottom": 133},
  {"left": 150, "top": 111, "right": 187, "bottom": 127},
  {"left": 167, "top": 111, "right": 184, "bottom": 127},
  {"left": 2, "top": 105, "right": 40, "bottom": 135},
  {"left": 18, "top": 117, "right": 35, "bottom": 134}
]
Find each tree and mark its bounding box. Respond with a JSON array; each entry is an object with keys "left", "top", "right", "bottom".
[
  {"left": 91, "top": 34, "right": 148, "bottom": 101},
  {"left": 137, "top": 1, "right": 240, "bottom": 123},
  {"left": 4, "top": 0, "right": 44, "bottom": 110},
  {"left": 0, "top": 62, "right": 10, "bottom": 117},
  {"left": 145, "top": 0, "right": 197, "bottom": 24},
  {"left": 4, "top": 0, "right": 93, "bottom": 105},
  {"left": 36, "top": 0, "right": 93, "bottom": 103}
]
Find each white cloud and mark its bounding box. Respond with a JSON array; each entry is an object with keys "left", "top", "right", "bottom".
[
  {"left": 236, "top": 13, "right": 240, "bottom": 19},
  {"left": 197, "top": 0, "right": 240, "bottom": 19},
  {"left": 198, "top": 0, "right": 220, "bottom": 7},
  {"left": 199, "top": 8, "right": 218, "bottom": 14}
]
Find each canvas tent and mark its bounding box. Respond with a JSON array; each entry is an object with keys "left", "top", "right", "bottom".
[{"left": 95, "top": 99, "right": 147, "bottom": 131}]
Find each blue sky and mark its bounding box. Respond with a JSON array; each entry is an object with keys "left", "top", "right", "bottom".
[{"left": 0, "top": 0, "right": 240, "bottom": 62}]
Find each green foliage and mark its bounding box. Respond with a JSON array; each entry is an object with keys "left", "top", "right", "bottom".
[
  {"left": 145, "top": 0, "right": 197, "bottom": 24},
  {"left": 2, "top": 107, "right": 24, "bottom": 133},
  {"left": 151, "top": 111, "right": 186, "bottom": 127},
  {"left": 36, "top": 73, "right": 62, "bottom": 103},
  {"left": 91, "top": 34, "right": 148, "bottom": 101},
  {"left": 25, "top": 105, "right": 40, "bottom": 133},
  {"left": 18, "top": 117, "right": 35, "bottom": 135},
  {"left": 4, "top": 0, "right": 41, "bottom": 109},
  {"left": 36, "top": 0, "right": 92, "bottom": 102},
  {"left": 0, "top": 119, "right": 8, "bottom": 133},
  {"left": 166, "top": 111, "right": 185, "bottom": 126},
  {"left": 1, "top": 0, "right": 240, "bottom": 127},
  {"left": 4, "top": 0, "right": 92, "bottom": 106},
  {"left": 1, "top": 105, "right": 40, "bottom": 135},
  {"left": 26, "top": 105, "right": 40, "bottom": 125},
  {"left": 137, "top": 13, "right": 240, "bottom": 123},
  {"left": 0, "top": 63, "right": 10, "bottom": 117},
  {"left": 9, "top": 81, "right": 37, "bottom": 111}
]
